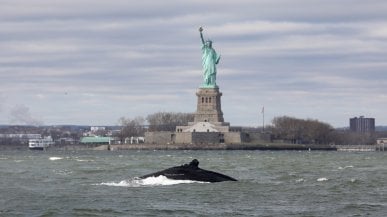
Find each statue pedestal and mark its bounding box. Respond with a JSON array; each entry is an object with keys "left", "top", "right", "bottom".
[{"left": 194, "top": 87, "right": 225, "bottom": 123}]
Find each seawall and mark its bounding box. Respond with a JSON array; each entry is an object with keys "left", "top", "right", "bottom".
[{"left": 93, "top": 143, "right": 337, "bottom": 151}]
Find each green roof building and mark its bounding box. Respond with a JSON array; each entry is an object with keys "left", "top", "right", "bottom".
[{"left": 80, "top": 136, "right": 112, "bottom": 144}]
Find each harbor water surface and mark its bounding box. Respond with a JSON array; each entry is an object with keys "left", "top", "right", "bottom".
[{"left": 0, "top": 150, "right": 386, "bottom": 216}]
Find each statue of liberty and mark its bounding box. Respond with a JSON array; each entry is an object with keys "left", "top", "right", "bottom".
[{"left": 199, "top": 27, "right": 220, "bottom": 88}]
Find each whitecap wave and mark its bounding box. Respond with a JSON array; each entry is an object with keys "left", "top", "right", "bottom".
[
  {"left": 49, "top": 157, "right": 63, "bottom": 161},
  {"left": 53, "top": 169, "right": 73, "bottom": 176},
  {"left": 350, "top": 178, "right": 357, "bottom": 183},
  {"left": 317, "top": 177, "right": 328, "bottom": 182},
  {"left": 76, "top": 159, "right": 93, "bottom": 162},
  {"left": 338, "top": 165, "right": 354, "bottom": 170},
  {"left": 96, "top": 175, "right": 207, "bottom": 187}
]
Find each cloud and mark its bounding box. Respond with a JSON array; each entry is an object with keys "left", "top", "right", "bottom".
[
  {"left": 1, "top": 0, "right": 387, "bottom": 127},
  {"left": 0, "top": 94, "right": 5, "bottom": 113}
]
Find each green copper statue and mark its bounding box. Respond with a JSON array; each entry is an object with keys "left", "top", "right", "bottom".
[{"left": 199, "top": 27, "right": 220, "bottom": 88}]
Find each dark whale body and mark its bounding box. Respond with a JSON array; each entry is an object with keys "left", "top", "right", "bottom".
[{"left": 140, "top": 159, "right": 237, "bottom": 183}]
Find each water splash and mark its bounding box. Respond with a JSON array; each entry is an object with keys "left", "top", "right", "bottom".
[
  {"left": 317, "top": 177, "right": 328, "bottom": 182},
  {"left": 96, "top": 175, "right": 207, "bottom": 187}
]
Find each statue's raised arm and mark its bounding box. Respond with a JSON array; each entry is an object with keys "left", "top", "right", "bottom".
[
  {"left": 199, "top": 26, "right": 205, "bottom": 45},
  {"left": 198, "top": 26, "right": 220, "bottom": 88}
]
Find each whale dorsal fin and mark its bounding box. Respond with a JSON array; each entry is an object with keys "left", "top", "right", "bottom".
[{"left": 189, "top": 159, "right": 199, "bottom": 168}]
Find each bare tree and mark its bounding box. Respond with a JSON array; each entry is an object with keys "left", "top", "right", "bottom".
[
  {"left": 146, "top": 112, "right": 194, "bottom": 131},
  {"left": 272, "top": 116, "right": 334, "bottom": 144},
  {"left": 117, "top": 116, "right": 145, "bottom": 142}
]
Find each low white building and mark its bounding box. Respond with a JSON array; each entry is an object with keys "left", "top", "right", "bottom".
[
  {"left": 376, "top": 138, "right": 387, "bottom": 145},
  {"left": 125, "top": 136, "right": 145, "bottom": 144}
]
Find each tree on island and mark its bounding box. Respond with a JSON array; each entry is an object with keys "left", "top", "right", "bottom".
[
  {"left": 117, "top": 116, "right": 145, "bottom": 143},
  {"left": 270, "top": 116, "right": 381, "bottom": 145},
  {"left": 116, "top": 112, "right": 194, "bottom": 141},
  {"left": 146, "top": 112, "right": 194, "bottom": 132},
  {"left": 271, "top": 116, "right": 334, "bottom": 144}
]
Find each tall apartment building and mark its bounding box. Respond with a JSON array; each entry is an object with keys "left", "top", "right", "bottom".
[{"left": 349, "top": 116, "right": 375, "bottom": 133}]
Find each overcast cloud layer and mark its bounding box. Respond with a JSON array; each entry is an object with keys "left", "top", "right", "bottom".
[{"left": 1, "top": 0, "right": 387, "bottom": 127}]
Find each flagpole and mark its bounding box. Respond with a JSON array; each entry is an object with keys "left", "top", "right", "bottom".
[{"left": 262, "top": 106, "right": 265, "bottom": 133}]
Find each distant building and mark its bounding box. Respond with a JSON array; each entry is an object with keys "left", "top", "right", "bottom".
[
  {"left": 90, "top": 126, "right": 106, "bottom": 132},
  {"left": 80, "top": 136, "right": 119, "bottom": 145},
  {"left": 125, "top": 137, "right": 145, "bottom": 144},
  {"left": 83, "top": 126, "right": 109, "bottom": 137},
  {"left": 349, "top": 116, "right": 375, "bottom": 133},
  {"left": 0, "top": 134, "right": 41, "bottom": 139},
  {"left": 376, "top": 138, "right": 387, "bottom": 145},
  {"left": 0, "top": 134, "right": 41, "bottom": 144}
]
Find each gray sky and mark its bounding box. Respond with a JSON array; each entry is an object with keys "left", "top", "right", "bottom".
[{"left": 1, "top": 0, "right": 387, "bottom": 127}]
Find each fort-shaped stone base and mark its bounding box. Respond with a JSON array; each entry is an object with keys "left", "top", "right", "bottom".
[{"left": 176, "top": 121, "right": 230, "bottom": 133}]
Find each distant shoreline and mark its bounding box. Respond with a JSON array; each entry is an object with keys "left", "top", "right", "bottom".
[
  {"left": 3, "top": 143, "right": 383, "bottom": 151},
  {"left": 94, "top": 143, "right": 338, "bottom": 151}
]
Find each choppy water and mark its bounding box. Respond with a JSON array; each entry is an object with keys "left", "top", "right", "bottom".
[{"left": 0, "top": 150, "right": 386, "bottom": 216}]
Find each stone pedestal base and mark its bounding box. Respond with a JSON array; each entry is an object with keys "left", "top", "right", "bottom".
[{"left": 194, "top": 87, "right": 225, "bottom": 123}]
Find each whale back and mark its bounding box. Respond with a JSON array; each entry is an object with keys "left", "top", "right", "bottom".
[{"left": 139, "top": 159, "right": 237, "bottom": 182}]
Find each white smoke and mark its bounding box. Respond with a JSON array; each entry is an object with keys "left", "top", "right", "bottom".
[{"left": 9, "top": 104, "right": 43, "bottom": 126}]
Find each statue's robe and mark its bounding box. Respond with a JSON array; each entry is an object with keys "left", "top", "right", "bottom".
[{"left": 202, "top": 44, "right": 220, "bottom": 87}]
